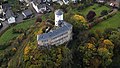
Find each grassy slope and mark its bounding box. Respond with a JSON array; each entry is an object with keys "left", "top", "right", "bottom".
[
  {"left": 81, "top": 4, "right": 110, "bottom": 16},
  {"left": 0, "top": 18, "right": 35, "bottom": 44},
  {"left": 90, "top": 12, "right": 120, "bottom": 32}
]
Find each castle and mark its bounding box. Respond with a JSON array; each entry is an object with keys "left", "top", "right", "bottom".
[{"left": 37, "top": 9, "right": 73, "bottom": 46}]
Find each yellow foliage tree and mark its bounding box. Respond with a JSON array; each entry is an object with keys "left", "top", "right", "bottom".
[
  {"left": 103, "top": 39, "right": 114, "bottom": 46},
  {"left": 12, "top": 48, "right": 17, "bottom": 52},
  {"left": 97, "top": 48, "right": 111, "bottom": 58},
  {"left": 72, "top": 14, "right": 87, "bottom": 24},
  {"left": 24, "top": 45, "right": 30, "bottom": 55},
  {"left": 86, "top": 43, "right": 95, "bottom": 49}
]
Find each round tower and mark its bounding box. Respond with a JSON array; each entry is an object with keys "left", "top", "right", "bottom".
[{"left": 55, "top": 9, "right": 63, "bottom": 26}]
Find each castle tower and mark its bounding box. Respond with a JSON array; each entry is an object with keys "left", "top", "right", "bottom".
[{"left": 55, "top": 9, "right": 63, "bottom": 26}]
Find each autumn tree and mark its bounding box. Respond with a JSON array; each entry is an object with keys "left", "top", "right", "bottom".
[
  {"left": 72, "top": 14, "right": 87, "bottom": 24},
  {"left": 79, "top": 32, "right": 114, "bottom": 68},
  {"left": 36, "top": 17, "right": 42, "bottom": 23}
]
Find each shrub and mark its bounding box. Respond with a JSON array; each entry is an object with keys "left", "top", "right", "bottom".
[
  {"left": 118, "top": 8, "right": 120, "bottom": 11},
  {"left": 93, "top": 8, "right": 96, "bottom": 10},
  {"left": 98, "top": 4, "right": 102, "bottom": 7},
  {"left": 78, "top": 6, "right": 84, "bottom": 10},
  {"left": 101, "top": 10, "right": 108, "bottom": 16},
  {"left": 0, "top": 42, "right": 11, "bottom": 50},
  {"left": 12, "top": 28, "right": 25, "bottom": 34},
  {"left": 86, "top": 11, "right": 96, "bottom": 22},
  {"left": 73, "top": 14, "right": 87, "bottom": 23},
  {"left": 94, "top": 18, "right": 103, "bottom": 23},
  {"left": 36, "top": 17, "right": 42, "bottom": 23}
]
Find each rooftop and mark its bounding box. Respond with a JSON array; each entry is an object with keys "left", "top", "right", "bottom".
[
  {"left": 37, "top": 21, "right": 72, "bottom": 41},
  {"left": 6, "top": 9, "right": 14, "bottom": 19},
  {"left": 37, "top": 4, "right": 46, "bottom": 9},
  {"left": 2, "top": 3, "right": 11, "bottom": 12},
  {"left": 22, "top": 9, "right": 33, "bottom": 17},
  {"left": 55, "top": 9, "right": 63, "bottom": 15}
]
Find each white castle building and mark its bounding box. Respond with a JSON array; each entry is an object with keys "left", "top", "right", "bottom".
[{"left": 37, "top": 9, "right": 73, "bottom": 46}]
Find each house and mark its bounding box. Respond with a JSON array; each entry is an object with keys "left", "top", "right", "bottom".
[
  {"left": 31, "top": 1, "right": 47, "bottom": 13},
  {"left": 22, "top": 9, "right": 33, "bottom": 19},
  {"left": 47, "top": 0, "right": 52, "bottom": 2},
  {"left": 52, "top": 0, "right": 58, "bottom": 2},
  {"left": 63, "top": 0, "right": 69, "bottom": 4},
  {"left": 19, "top": 0, "right": 24, "bottom": 2},
  {"left": 57, "top": 1, "right": 64, "bottom": 5},
  {"left": 97, "top": 0, "right": 106, "bottom": 3},
  {"left": 6, "top": 9, "right": 16, "bottom": 24},
  {"left": 2, "top": 3, "right": 11, "bottom": 16},
  {"left": 2, "top": 3, "right": 11, "bottom": 11},
  {"left": 37, "top": 9, "right": 72, "bottom": 46},
  {"left": 108, "top": 0, "right": 120, "bottom": 8},
  {"left": 24, "top": 0, "right": 33, "bottom": 3},
  {"left": 37, "top": 4, "right": 47, "bottom": 13},
  {"left": 113, "top": 0, "right": 120, "bottom": 8},
  {"left": 71, "top": 0, "right": 78, "bottom": 3}
]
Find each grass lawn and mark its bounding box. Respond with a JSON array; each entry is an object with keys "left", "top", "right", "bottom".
[
  {"left": 90, "top": 12, "right": 120, "bottom": 32},
  {"left": 0, "top": 18, "right": 35, "bottom": 44},
  {"left": 81, "top": 4, "right": 110, "bottom": 16}
]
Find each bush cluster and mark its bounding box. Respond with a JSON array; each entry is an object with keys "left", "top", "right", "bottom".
[{"left": 12, "top": 28, "right": 26, "bottom": 34}]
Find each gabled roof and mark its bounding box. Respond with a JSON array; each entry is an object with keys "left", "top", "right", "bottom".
[
  {"left": 47, "top": 0, "right": 52, "bottom": 2},
  {"left": 6, "top": 9, "right": 14, "bottom": 19},
  {"left": 37, "top": 4, "right": 46, "bottom": 9},
  {"left": 63, "top": 0, "right": 69, "bottom": 4},
  {"left": 55, "top": 9, "right": 63, "bottom": 15},
  {"left": 22, "top": 9, "right": 32, "bottom": 17},
  {"left": 37, "top": 21, "right": 72, "bottom": 41},
  {"left": 33, "top": 0, "right": 44, "bottom": 5},
  {"left": 2, "top": 3, "right": 11, "bottom": 12}
]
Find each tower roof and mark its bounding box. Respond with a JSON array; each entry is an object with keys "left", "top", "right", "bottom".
[{"left": 55, "top": 9, "right": 63, "bottom": 15}]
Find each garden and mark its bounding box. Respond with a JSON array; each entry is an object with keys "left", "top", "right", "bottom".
[
  {"left": 91, "top": 12, "right": 120, "bottom": 32},
  {"left": 80, "top": 4, "right": 110, "bottom": 16},
  {"left": 0, "top": 18, "right": 35, "bottom": 44}
]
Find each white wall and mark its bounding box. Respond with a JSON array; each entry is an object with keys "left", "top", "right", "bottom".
[
  {"left": 8, "top": 17, "right": 15, "bottom": 24},
  {"left": 55, "top": 14, "right": 63, "bottom": 26}
]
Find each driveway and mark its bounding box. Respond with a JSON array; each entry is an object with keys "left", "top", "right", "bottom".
[
  {"left": 16, "top": 13, "right": 24, "bottom": 23},
  {"left": 0, "top": 21, "right": 9, "bottom": 33}
]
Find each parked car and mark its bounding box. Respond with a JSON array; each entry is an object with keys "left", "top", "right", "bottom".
[{"left": 0, "top": 23, "right": 3, "bottom": 29}]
